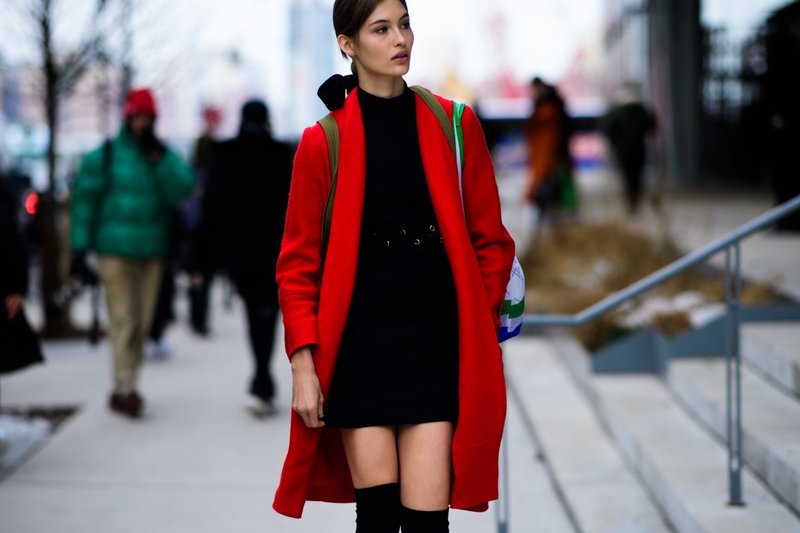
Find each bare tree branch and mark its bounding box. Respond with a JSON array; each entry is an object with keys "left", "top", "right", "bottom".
[{"left": 56, "top": 0, "right": 113, "bottom": 95}]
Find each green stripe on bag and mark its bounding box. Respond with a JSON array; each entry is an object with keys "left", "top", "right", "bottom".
[{"left": 502, "top": 299, "right": 525, "bottom": 317}]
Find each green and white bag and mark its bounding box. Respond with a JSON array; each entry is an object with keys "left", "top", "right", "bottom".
[{"left": 448, "top": 100, "right": 524, "bottom": 342}]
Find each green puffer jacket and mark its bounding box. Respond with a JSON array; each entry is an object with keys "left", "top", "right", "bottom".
[{"left": 71, "top": 127, "right": 195, "bottom": 259}]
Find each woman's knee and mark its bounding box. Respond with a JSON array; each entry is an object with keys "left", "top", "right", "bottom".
[
  {"left": 341, "top": 426, "right": 399, "bottom": 488},
  {"left": 397, "top": 422, "right": 453, "bottom": 510},
  {"left": 400, "top": 506, "right": 449, "bottom": 532}
]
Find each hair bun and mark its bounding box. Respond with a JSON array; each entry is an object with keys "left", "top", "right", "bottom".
[{"left": 317, "top": 74, "right": 358, "bottom": 111}]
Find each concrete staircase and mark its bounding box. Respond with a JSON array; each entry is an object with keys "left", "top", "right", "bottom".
[
  {"left": 505, "top": 326, "right": 800, "bottom": 533},
  {"left": 741, "top": 323, "right": 800, "bottom": 398}
]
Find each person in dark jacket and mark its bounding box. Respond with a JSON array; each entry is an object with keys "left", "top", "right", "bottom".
[
  {"left": 193, "top": 99, "right": 293, "bottom": 416},
  {"left": 525, "top": 77, "right": 576, "bottom": 231},
  {"left": 146, "top": 208, "right": 187, "bottom": 359},
  {"left": 1, "top": 175, "right": 28, "bottom": 323},
  {"left": 602, "top": 83, "right": 656, "bottom": 215},
  {"left": 186, "top": 106, "right": 222, "bottom": 336},
  {"left": 0, "top": 173, "right": 43, "bottom": 376},
  {"left": 70, "top": 88, "right": 195, "bottom": 418}
]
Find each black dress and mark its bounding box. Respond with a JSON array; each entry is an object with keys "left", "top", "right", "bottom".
[{"left": 323, "top": 86, "right": 459, "bottom": 428}]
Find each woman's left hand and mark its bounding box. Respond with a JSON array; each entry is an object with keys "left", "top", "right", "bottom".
[
  {"left": 291, "top": 348, "right": 326, "bottom": 429},
  {"left": 5, "top": 294, "right": 24, "bottom": 319}
]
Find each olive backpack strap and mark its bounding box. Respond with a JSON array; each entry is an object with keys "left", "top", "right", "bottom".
[
  {"left": 411, "top": 86, "right": 467, "bottom": 205},
  {"left": 410, "top": 85, "right": 455, "bottom": 154},
  {"left": 318, "top": 113, "right": 339, "bottom": 263}
]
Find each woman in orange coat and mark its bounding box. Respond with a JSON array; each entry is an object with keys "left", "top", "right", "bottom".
[
  {"left": 273, "top": 0, "right": 515, "bottom": 530},
  {"left": 525, "top": 77, "right": 571, "bottom": 209}
]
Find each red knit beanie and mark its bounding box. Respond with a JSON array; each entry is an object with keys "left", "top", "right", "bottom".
[{"left": 123, "top": 88, "right": 158, "bottom": 118}]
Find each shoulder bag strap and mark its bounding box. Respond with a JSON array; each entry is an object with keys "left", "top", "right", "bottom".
[
  {"left": 89, "top": 139, "right": 113, "bottom": 248},
  {"left": 452, "top": 102, "right": 467, "bottom": 205},
  {"left": 410, "top": 86, "right": 467, "bottom": 209},
  {"left": 318, "top": 114, "right": 339, "bottom": 263},
  {"left": 409, "top": 85, "right": 455, "bottom": 154}
]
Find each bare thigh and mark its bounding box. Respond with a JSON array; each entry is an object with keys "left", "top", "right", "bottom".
[
  {"left": 397, "top": 422, "right": 454, "bottom": 510},
  {"left": 340, "top": 426, "right": 399, "bottom": 489}
]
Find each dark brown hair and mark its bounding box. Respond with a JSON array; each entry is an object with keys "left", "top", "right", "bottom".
[{"left": 333, "top": 0, "right": 408, "bottom": 59}]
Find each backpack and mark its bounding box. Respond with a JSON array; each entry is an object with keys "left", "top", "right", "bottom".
[{"left": 318, "top": 86, "right": 524, "bottom": 343}]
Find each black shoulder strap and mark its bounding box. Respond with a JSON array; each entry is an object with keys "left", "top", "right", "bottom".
[
  {"left": 89, "top": 139, "right": 113, "bottom": 248},
  {"left": 102, "top": 139, "right": 113, "bottom": 176}
]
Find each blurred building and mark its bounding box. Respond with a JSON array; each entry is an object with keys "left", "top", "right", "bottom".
[
  {"left": 604, "top": 0, "right": 799, "bottom": 195},
  {"left": 604, "top": 0, "right": 701, "bottom": 187},
  {"left": 288, "top": 0, "right": 337, "bottom": 133}
]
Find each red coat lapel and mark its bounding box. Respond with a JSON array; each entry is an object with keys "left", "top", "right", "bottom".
[{"left": 317, "top": 91, "right": 366, "bottom": 393}]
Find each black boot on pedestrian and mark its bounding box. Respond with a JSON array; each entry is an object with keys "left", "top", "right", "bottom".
[
  {"left": 354, "top": 483, "right": 401, "bottom": 533},
  {"left": 400, "top": 505, "right": 449, "bottom": 533}
]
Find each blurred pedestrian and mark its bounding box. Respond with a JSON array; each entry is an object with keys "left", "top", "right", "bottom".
[
  {"left": 146, "top": 209, "right": 187, "bottom": 359},
  {"left": 0, "top": 176, "right": 26, "bottom": 323},
  {"left": 192, "top": 99, "right": 292, "bottom": 417},
  {"left": 525, "top": 77, "right": 575, "bottom": 227},
  {"left": 0, "top": 174, "right": 43, "bottom": 377},
  {"left": 272, "top": 0, "right": 515, "bottom": 529},
  {"left": 186, "top": 106, "right": 221, "bottom": 336},
  {"left": 602, "top": 83, "right": 656, "bottom": 215},
  {"left": 70, "top": 88, "right": 195, "bottom": 418}
]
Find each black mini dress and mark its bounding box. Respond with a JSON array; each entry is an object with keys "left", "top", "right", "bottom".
[{"left": 323, "top": 86, "right": 459, "bottom": 428}]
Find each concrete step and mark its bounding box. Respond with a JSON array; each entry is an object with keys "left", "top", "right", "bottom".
[
  {"left": 742, "top": 323, "right": 800, "bottom": 398},
  {"left": 504, "top": 337, "right": 671, "bottom": 533},
  {"left": 667, "top": 357, "right": 800, "bottom": 516},
  {"left": 550, "top": 334, "right": 800, "bottom": 533}
]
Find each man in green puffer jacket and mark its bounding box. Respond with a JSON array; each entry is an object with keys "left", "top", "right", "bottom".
[{"left": 70, "top": 88, "right": 195, "bottom": 418}]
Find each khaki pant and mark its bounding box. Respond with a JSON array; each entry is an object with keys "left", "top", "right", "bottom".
[{"left": 97, "top": 256, "right": 162, "bottom": 394}]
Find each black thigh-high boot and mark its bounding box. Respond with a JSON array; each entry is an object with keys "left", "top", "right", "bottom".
[
  {"left": 400, "top": 506, "right": 449, "bottom": 533},
  {"left": 354, "top": 483, "right": 401, "bottom": 533}
]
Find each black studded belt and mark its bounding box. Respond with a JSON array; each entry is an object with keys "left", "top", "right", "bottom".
[{"left": 363, "top": 223, "right": 444, "bottom": 250}]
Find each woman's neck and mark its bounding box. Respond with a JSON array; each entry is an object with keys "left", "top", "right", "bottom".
[{"left": 357, "top": 73, "right": 405, "bottom": 99}]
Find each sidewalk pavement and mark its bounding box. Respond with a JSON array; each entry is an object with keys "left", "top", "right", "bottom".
[{"left": 0, "top": 286, "right": 573, "bottom": 533}]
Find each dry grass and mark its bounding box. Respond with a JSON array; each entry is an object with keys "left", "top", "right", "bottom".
[{"left": 522, "top": 221, "right": 782, "bottom": 350}]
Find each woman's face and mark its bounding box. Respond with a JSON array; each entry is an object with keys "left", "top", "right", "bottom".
[
  {"left": 341, "top": 0, "right": 413, "bottom": 81},
  {"left": 128, "top": 113, "right": 155, "bottom": 138}
]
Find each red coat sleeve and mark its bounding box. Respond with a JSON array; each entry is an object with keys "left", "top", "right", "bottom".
[
  {"left": 461, "top": 106, "right": 516, "bottom": 329},
  {"left": 276, "top": 124, "right": 329, "bottom": 359}
]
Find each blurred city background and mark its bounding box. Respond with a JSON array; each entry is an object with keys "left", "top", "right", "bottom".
[
  {"left": 1, "top": 0, "right": 800, "bottom": 532},
  {"left": 1, "top": 0, "right": 798, "bottom": 189}
]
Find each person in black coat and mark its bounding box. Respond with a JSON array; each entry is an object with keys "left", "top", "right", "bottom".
[
  {"left": 193, "top": 100, "right": 293, "bottom": 416},
  {"left": 0, "top": 174, "right": 43, "bottom": 376},
  {"left": 0, "top": 176, "right": 27, "bottom": 323},
  {"left": 602, "top": 83, "right": 656, "bottom": 215}
]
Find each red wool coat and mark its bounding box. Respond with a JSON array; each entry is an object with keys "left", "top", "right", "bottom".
[{"left": 273, "top": 88, "right": 515, "bottom": 519}]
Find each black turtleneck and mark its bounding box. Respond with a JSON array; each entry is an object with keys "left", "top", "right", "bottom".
[{"left": 357, "top": 85, "right": 438, "bottom": 238}]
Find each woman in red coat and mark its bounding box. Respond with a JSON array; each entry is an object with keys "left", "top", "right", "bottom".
[{"left": 274, "top": 0, "right": 515, "bottom": 530}]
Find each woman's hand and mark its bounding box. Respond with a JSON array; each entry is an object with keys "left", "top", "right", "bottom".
[
  {"left": 5, "top": 294, "right": 24, "bottom": 320},
  {"left": 291, "top": 347, "right": 325, "bottom": 428}
]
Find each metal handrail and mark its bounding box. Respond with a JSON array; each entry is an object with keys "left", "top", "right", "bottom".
[
  {"left": 520, "top": 193, "right": 800, "bottom": 510},
  {"left": 522, "top": 194, "right": 800, "bottom": 329}
]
